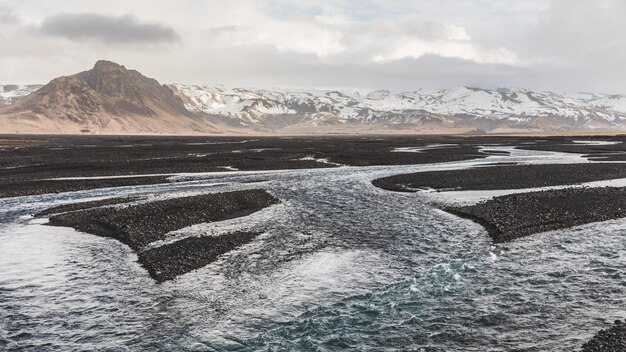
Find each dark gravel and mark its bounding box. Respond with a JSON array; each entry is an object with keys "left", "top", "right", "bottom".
[
  {"left": 138, "top": 232, "right": 262, "bottom": 282},
  {"left": 327, "top": 144, "right": 486, "bottom": 166},
  {"left": 0, "top": 135, "right": 502, "bottom": 198},
  {"left": 372, "top": 163, "right": 626, "bottom": 192},
  {"left": 445, "top": 187, "right": 626, "bottom": 243},
  {"left": 36, "top": 196, "right": 142, "bottom": 216},
  {"left": 518, "top": 137, "right": 626, "bottom": 162},
  {"left": 0, "top": 177, "right": 171, "bottom": 198},
  {"left": 12, "top": 134, "right": 622, "bottom": 198},
  {"left": 47, "top": 189, "right": 279, "bottom": 250},
  {"left": 582, "top": 320, "right": 626, "bottom": 352}
]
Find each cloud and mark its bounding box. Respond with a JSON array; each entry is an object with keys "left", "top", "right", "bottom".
[
  {"left": 207, "top": 23, "right": 345, "bottom": 57},
  {"left": 204, "top": 12, "right": 518, "bottom": 66},
  {"left": 0, "top": 6, "right": 19, "bottom": 27},
  {"left": 528, "top": 0, "right": 626, "bottom": 65},
  {"left": 168, "top": 44, "right": 525, "bottom": 91},
  {"left": 1, "top": 0, "right": 626, "bottom": 94},
  {"left": 341, "top": 15, "right": 519, "bottom": 65},
  {"left": 40, "top": 12, "right": 180, "bottom": 44}
]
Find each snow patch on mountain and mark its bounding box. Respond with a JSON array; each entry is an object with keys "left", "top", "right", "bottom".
[
  {"left": 0, "top": 85, "right": 42, "bottom": 106},
  {"left": 168, "top": 85, "right": 626, "bottom": 131}
]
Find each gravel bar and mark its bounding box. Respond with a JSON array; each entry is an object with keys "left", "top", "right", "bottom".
[
  {"left": 372, "top": 163, "right": 626, "bottom": 192},
  {"left": 582, "top": 320, "right": 626, "bottom": 352},
  {"left": 47, "top": 189, "right": 278, "bottom": 251},
  {"left": 46, "top": 189, "right": 279, "bottom": 281},
  {"left": 36, "top": 196, "right": 142, "bottom": 216},
  {"left": 138, "top": 231, "right": 262, "bottom": 282},
  {"left": 445, "top": 187, "right": 626, "bottom": 243}
]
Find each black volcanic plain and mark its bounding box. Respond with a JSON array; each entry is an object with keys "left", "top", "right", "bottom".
[
  {"left": 0, "top": 135, "right": 494, "bottom": 197},
  {"left": 5, "top": 134, "right": 626, "bottom": 350}
]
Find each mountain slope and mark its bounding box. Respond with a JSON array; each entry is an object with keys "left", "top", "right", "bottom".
[
  {"left": 0, "top": 61, "right": 230, "bottom": 135},
  {"left": 170, "top": 85, "right": 626, "bottom": 132}
]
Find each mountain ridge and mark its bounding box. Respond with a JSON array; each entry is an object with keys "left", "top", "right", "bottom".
[
  {"left": 2, "top": 61, "right": 626, "bottom": 134},
  {"left": 169, "top": 84, "right": 626, "bottom": 133}
]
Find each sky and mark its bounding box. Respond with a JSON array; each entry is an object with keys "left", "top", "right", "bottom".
[{"left": 0, "top": 0, "right": 624, "bottom": 93}]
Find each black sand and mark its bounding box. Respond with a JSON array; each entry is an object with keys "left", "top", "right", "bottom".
[
  {"left": 138, "top": 232, "right": 261, "bottom": 282},
  {"left": 372, "top": 163, "right": 626, "bottom": 192},
  {"left": 9, "top": 134, "right": 625, "bottom": 198},
  {"left": 445, "top": 187, "right": 626, "bottom": 243},
  {"left": 0, "top": 135, "right": 495, "bottom": 197},
  {"left": 582, "top": 320, "right": 626, "bottom": 352},
  {"left": 517, "top": 137, "right": 626, "bottom": 162},
  {"left": 327, "top": 143, "right": 486, "bottom": 166},
  {"left": 48, "top": 189, "right": 278, "bottom": 250}
]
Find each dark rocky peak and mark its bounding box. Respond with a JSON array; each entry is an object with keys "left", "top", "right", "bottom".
[
  {"left": 92, "top": 60, "right": 127, "bottom": 72},
  {"left": 79, "top": 60, "right": 156, "bottom": 100}
]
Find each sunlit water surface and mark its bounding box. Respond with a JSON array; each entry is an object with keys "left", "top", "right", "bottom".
[{"left": 1, "top": 147, "right": 626, "bottom": 351}]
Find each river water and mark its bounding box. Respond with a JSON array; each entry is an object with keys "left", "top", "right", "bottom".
[{"left": 1, "top": 147, "right": 626, "bottom": 351}]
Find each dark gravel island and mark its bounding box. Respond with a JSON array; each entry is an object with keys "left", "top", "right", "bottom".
[
  {"left": 138, "top": 231, "right": 262, "bottom": 282},
  {"left": 372, "top": 163, "right": 626, "bottom": 192},
  {"left": 445, "top": 187, "right": 626, "bottom": 243},
  {"left": 46, "top": 189, "right": 279, "bottom": 281}
]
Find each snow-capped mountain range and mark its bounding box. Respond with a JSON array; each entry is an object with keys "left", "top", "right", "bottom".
[
  {"left": 169, "top": 85, "right": 626, "bottom": 132},
  {"left": 4, "top": 80, "right": 626, "bottom": 133}
]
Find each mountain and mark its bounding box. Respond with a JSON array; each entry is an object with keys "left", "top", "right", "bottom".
[
  {"left": 169, "top": 85, "right": 626, "bottom": 133},
  {"left": 0, "top": 61, "right": 229, "bottom": 135},
  {"left": 2, "top": 61, "right": 626, "bottom": 134},
  {"left": 0, "top": 85, "right": 42, "bottom": 107}
]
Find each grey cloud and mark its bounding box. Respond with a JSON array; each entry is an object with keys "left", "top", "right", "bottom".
[
  {"left": 516, "top": 1, "right": 626, "bottom": 69},
  {"left": 0, "top": 7, "right": 18, "bottom": 24},
  {"left": 3, "top": 0, "right": 626, "bottom": 94},
  {"left": 40, "top": 13, "right": 180, "bottom": 44},
  {"left": 168, "top": 43, "right": 527, "bottom": 91}
]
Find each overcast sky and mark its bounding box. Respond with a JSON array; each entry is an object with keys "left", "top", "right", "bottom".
[{"left": 0, "top": 0, "right": 624, "bottom": 93}]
